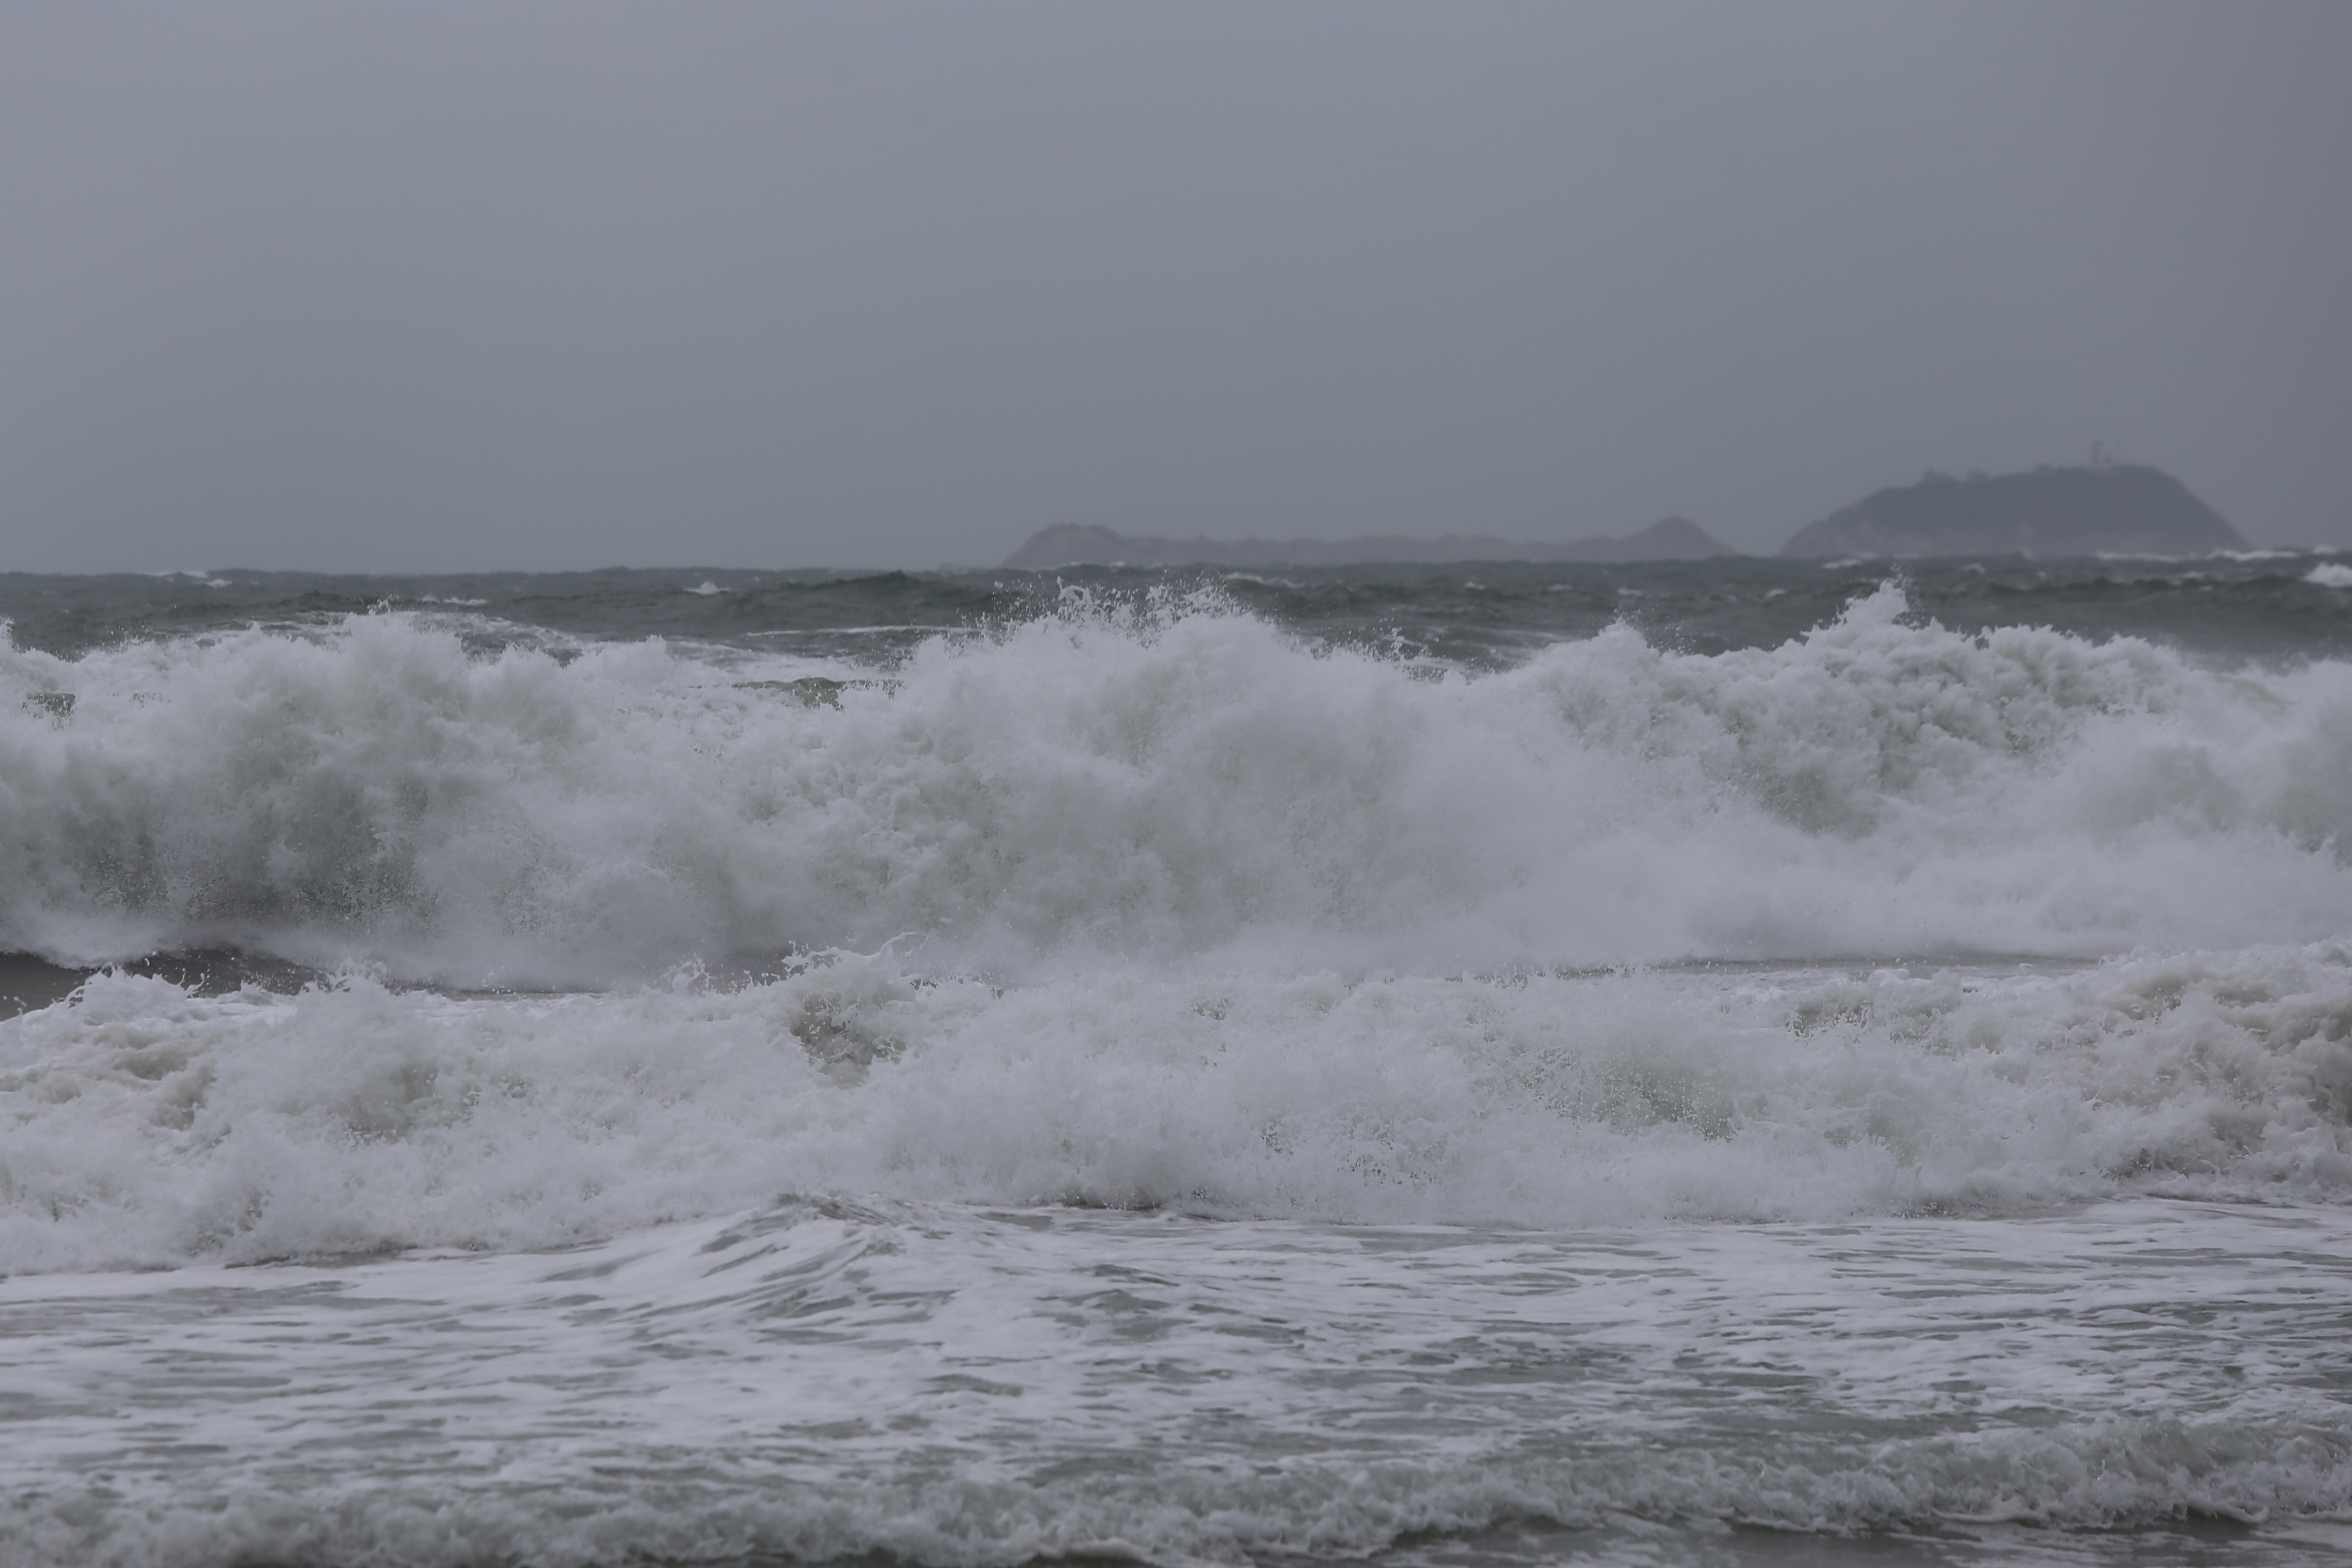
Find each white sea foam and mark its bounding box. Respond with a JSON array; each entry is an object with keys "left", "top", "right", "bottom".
[
  {"left": 2, "top": 584, "right": 2349, "bottom": 986},
  {"left": 2, "top": 945, "right": 2346, "bottom": 1273},
  {"left": 2308, "top": 562, "right": 2352, "bottom": 589},
  {"left": 3, "top": 1198, "right": 2349, "bottom": 1567},
  {"left": 7, "top": 586, "right": 2352, "bottom": 1564}
]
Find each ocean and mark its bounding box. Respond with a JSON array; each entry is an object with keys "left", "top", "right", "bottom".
[{"left": 3, "top": 553, "right": 2352, "bottom": 1567}]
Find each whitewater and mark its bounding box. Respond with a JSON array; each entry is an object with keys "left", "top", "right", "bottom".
[{"left": 2, "top": 558, "right": 2350, "bottom": 1567}]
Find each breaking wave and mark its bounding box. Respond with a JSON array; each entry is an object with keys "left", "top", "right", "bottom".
[
  {"left": 2, "top": 583, "right": 2349, "bottom": 986},
  {"left": 4, "top": 944, "right": 2349, "bottom": 1271}
]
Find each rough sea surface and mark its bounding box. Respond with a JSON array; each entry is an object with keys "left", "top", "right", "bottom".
[{"left": 3, "top": 553, "right": 2351, "bottom": 1567}]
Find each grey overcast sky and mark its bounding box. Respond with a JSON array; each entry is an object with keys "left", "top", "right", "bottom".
[{"left": 3, "top": 2, "right": 2348, "bottom": 572}]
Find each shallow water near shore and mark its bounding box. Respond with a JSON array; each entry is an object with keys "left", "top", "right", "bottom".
[
  {"left": 3, "top": 556, "right": 2350, "bottom": 1565},
  {"left": 5, "top": 1196, "right": 2350, "bottom": 1566}
]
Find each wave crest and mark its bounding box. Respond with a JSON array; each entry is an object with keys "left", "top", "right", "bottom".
[{"left": 2, "top": 586, "right": 2349, "bottom": 984}]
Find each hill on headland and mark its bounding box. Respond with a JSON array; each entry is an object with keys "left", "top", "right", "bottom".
[
  {"left": 1001, "top": 516, "right": 1736, "bottom": 569},
  {"left": 1780, "top": 464, "right": 2245, "bottom": 559}
]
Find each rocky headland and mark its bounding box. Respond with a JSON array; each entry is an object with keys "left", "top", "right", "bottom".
[{"left": 1779, "top": 464, "right": 2244, "bottom": 559}]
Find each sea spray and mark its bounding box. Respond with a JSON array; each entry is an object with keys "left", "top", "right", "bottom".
[
  {"left": 7, "top": 568, "right": 2352, "bottom": 1567},
  {"left": 3, "top": 584, "right": 2351, "bottom": 986}
]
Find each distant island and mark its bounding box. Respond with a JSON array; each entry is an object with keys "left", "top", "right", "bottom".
[
  {"left": 999, "top": 463, "right": 2247, "bottom": 570},
  {"left": 1780, "top": 464, "right": 2245, "bottom": 559},
  {"left": 1001, "top": 516, "right": 1736, "bottom": 569}
]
